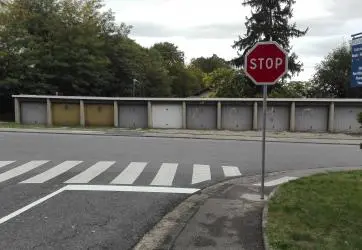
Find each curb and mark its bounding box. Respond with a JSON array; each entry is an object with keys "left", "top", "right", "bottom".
[
  {"left": 262, "top": 185, "right": 280, "bottom": 250},
  {"left": 132, "top": 175, "right": 261, "bottom": 250},
  {"left": 142, "top": 133, "right": 360, "bottom": 146},
  {"left": 0, "top": 128, "right": 360, "bottom": 146}
]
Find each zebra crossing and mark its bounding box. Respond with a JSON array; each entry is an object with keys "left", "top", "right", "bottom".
[{"left": 0, "top": 160, "right": 242, "bottom": 187}]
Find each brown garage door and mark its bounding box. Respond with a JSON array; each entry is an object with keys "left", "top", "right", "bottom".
[{"left": 85, "top": 104, "right": 114, "bottom": 127}]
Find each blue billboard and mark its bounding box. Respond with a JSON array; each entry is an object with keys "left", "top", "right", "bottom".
[{"left": 351, "top": 34, "right": 362, "bottom": 87}]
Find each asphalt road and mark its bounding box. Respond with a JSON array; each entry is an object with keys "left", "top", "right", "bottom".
[{"left": 0, "top": 132, "right": 361, "bottom": 249}]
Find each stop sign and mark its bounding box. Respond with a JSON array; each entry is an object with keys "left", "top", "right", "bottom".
[{"left": 244, "top": 41, "right": 288, "bottom": 85}]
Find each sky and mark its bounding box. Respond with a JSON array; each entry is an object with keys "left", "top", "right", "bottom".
[{"left": 104, "top": 0, "right": 362, "bottom": 81}]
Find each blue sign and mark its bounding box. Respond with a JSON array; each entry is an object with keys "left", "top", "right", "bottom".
[{"left": 351, "top": 35, "right": 362, "bottom": 87}]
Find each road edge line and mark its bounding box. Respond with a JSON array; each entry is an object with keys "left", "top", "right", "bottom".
[{"left": 0, "top": 186, "right": 67, "bottom": 225}]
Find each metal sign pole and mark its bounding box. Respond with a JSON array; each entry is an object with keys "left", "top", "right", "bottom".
[
  {"left": 261, "top": 84, "right": 267, "bottom": 200},
  {"left": 260, "top": 6, "right": 273, "bottom": 200}
]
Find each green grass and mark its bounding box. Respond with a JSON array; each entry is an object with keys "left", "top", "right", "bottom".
[
  {"left": 0, "top": 122, "right": 110, "bottom": 130},
  {"left": 267, "top": 171, "right": 362, "bottom": 250},
  {"left": 0, "top": 122, "right": 47, "bottom": 128}
]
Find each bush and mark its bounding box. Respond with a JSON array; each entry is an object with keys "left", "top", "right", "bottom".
[{"left": 358, "top": 112, "right": 362, "bottom": 126}]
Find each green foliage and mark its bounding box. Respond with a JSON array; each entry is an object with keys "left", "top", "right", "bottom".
[
  {"left": 204, "top": 68, "right": 257, "bottom": 98},
  {"left": 233, "top": 0, "right": 308, "bottom": 78},
  {"left": 151, "top": 42, "right": 185, "bottom": 66},
  {"left": 358, "top": 112, "right": 362, "bottom": 126},
  {"left": 151, "top": 42, "right": 203, "bottom": 97},
  {"left": 309, "top": 43, "right": 362, "bottom": 98},
  {"left": 270, "top": 81, "right": 311, "bottom": 98},
  {"left": 190, "top": 54, "right": 230, "bottom": 74},
  {"left": 0, "top": 0, "right": 200, "bottom": 106}
]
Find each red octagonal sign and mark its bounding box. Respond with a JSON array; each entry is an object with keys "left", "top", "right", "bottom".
[{"left": 244, "top": 41, "right": 288, "bottom": 85}]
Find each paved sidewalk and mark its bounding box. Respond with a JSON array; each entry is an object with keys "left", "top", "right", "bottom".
[
  {"left": 172, "top": 183, "right": 271, "bottom": 250},
  {"left": 0, "top": 127, "right": 361, "bottom": 145},
  {"left": 134, "top": 166, "right": 362, "bottom": 250}
]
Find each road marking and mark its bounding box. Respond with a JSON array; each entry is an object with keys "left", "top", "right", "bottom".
[
  {"left": 253, "top": 176, "right": 298, "bottom": 187},
  {"left": 222, "top": 166, "right": 242, "bottom": 177},
  {"left": 150, "top": 163, "right": 178, "bottom": 186},
  {"left": 110, "top": 162, "right": 148, "bottom": 185},
  {"left": 0, "top": 186, "right": 67, "bottom": 225},
  {"left": 64, "top": 161, "right": 116, "bottom": 184},
  {"left": 192, "top": 164, "right": 211, "bottom": 184},
  {"left": 0, "top": 161, "right": 49, "bottom": 183},
  {"left": 66, "top": 185, "right": 199, "bottom": 194},
  {"left": 0, "top": 184, "right": 200, "bottom": 225},
  {"left": 0, "top": 161, "right": 15, "bottom": 169},
  {"left": 21, "top": 161, "right": 83, "bottom": 183}
]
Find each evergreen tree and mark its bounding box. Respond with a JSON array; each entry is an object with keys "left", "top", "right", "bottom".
[{"left": 233, "top": 0, "right": 308, "bottom": 78}]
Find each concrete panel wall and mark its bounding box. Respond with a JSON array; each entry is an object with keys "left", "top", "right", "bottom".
[
  {"left": 85, "top": 104, "right": 114, "bottom": 127},
  {"left": 52, "top": 103, "right": 80, "bottom": 126},
  {"left": 21, "top": 102, "right": 47, "bottom": 125},
  {"left": 152, "top": 103, "right": 182, "bottom": 129},
  {"left": 258, "top": 103, "right": 289, "bottom": 131},
  {"left": 334, "top": 105, "right": 362, "bottom": 133},
  {"left": 221, "top": 104, "right": 253, "bottom": 130},
  {"left": 295, "top": 104, "right": 328, "bottom": 132},
  {"left": 187, "top": 104, "right": 217, "bottom": 129},
  {"left": 14, "top": 96, "right": 362, "bottom": 133},
  {"left": 119, "top": 104, "right": 148, "bottom": 129}
]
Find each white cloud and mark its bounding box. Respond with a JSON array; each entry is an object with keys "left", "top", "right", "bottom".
[{"left": 104, "top": 0, "right": 362, "bottom": 81}]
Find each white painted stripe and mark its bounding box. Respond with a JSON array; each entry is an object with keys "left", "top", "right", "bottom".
[
  {"left": 253, "top": 176, "right": 298, "bottom": 187},
  {"left": 0, "top": 186, "right": 67, "bottom": 225},
  {"left": 21, "top": 161, "right": 83, "bottom": 183},
  {"left": 110, "top": 162, "right": 147, "bottom": 185},
  {"left": 0, "top": 161, "right": 49, "bottom": 183},
  {"left": 0, "top": 184, "right": 200, "bottom": 225},
  {"left": 65, "top": 161, "right": 116, "bottom": 184},
  {"left": 192, "top": 164, "right": 211, "bottom": 184},
  {"left": 150, "top": 163, "right": 178, "bottom": 186},
  {"left": 222, "top": 166, "right": 242, "bottom": 177},
  {"left": 0, "top": 161, "right": 15, "bottom": 169},
  {"left": 66, "top": 185, "right": 199, "bottom": 194}
]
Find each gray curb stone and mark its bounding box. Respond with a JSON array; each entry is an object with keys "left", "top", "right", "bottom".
[
  {"left": 262, "top": 185, "right": 280, "bottom": 250},
  {"left": 132, "top": 175, "right": 261, "bottom": 250}
]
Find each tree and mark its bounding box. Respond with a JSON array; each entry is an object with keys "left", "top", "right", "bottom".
[
  {"left": 309, "top": 43, "right": 362, "bottom": 98},
  {"left": 233, "top": 0, "right": 308, "bottom": 79},
  {"left": 139, "top": 48, "right": 172, "bottom": 97},
  {"left": 204, "top": 68, "right": 257, "bottom": 97},
  {"left": 190, "top": 54, "right": 230, "bottom": 74},
  {"left": 151, "top": 42, "right": 184, "bottom": 66},
  {"left": 151, "top": 42, "right": 203, "bottom": 97},
  {"left": 0, "top": 0, "right": 140, "bottom": 98},
  {"left": 270, "top": 81, "right": 311, "bottom": 98}
]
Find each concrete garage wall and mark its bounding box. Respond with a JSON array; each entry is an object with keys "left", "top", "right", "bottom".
[
  {"left": 152, "top": 103, "right": 182, "bottom": 129},
  {"left": 13, "top": 95, "right": 362, "bottom": 133},
  {"left": 187, "top": 103, "right": 217, "bottom": 129},
  {"left": 258, "top": 103, "right": 289, "bottom": 131},
  {"left": 52, "top": 102, "right": 80, "bottom": 126},
  {"left": 21, "top": 102, "right": 47, "bottom": 125},
  {"left": 295, "top": 104, "right": 328, "bottom": 132},
  {"left": 85, "top": 103, "right": 113, "bottom": 127},
  {"left": 334, "top": 105, "right": 362, "bottom": 133},
  {"left": 119, "top": 104, "right": 148, "bottom": 129},
  {"left": 221, "top": 103, "right": 253, "bottom": 131}
]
